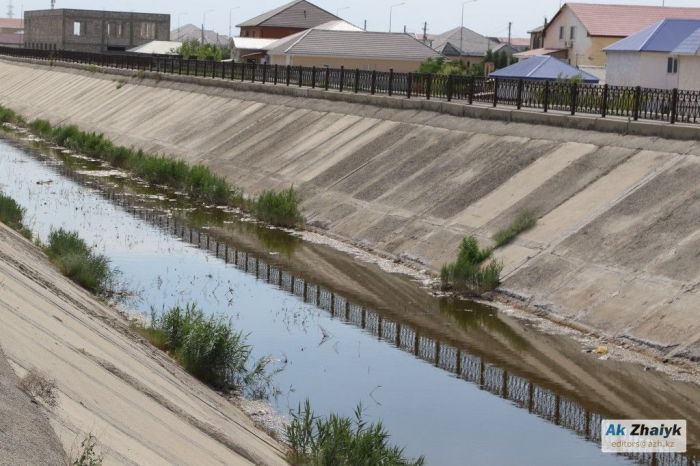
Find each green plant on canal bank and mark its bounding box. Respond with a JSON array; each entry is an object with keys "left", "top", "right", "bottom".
[
  {"left": 22, "top": 115, "right": 304, "bottom": 227},
  {"left": 44, "top": 228, "right": 114, "bottom": 296},
  {"left": 286, "top": 400, "right": 425, "bottom": 466},
  {"left": 440, "top": 235, "right": 502, "bottom": 294},
  {"left": 492, "top": 209, "right": 537, "bottom": 248},
  {"left": 132, "top": 304, "right": 274, "bottom": 394},
  {"left": 0, "top": 192, "right": 32, "bottom": 239}
]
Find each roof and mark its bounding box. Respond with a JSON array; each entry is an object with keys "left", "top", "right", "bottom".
[
  {"left": 527, "top": 24, "right": 545, "bottom": 34},
  {"left": 232, "top": 37, "right": 277, "bottom": 50},
  {"left": 128, "top": 41, "right": 181, "bottom": 54},
  {"left": 170, "top": 24, "right": 230, "bottom": 47},
  {"left": 674, "top": 28, "right": 700, "bottom": 56},
  {"left": 497, "top": 37, "right": 530, "bottom": 47},
  {"left": 513, "top": 48, "right": 565, "bottom": 59},
  {"left": 0, "top": 18, "right": 23, "bottom": 29},
  {"left": 431, "top": 26, "right": 501, "bottom": 57},
  {"left": 549, "top": 3, "right": 700, "bottom": 38},
  {"left": 237, "top": 0, "right": 340, "bottom": 29},
  {"left": 489, "top": 55, "right": 599, "bottom": 83},
  {"left": 604, "top": 19, "right": 700, "bottom": 53},
  {"left": 267, "top": 29, "right": 442, "bottom": 61}
]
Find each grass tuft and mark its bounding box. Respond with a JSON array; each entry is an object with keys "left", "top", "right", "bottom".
[
  {"left": 0, "top": 192, "right": 32, "bottom": 239},
  {"left": 286, "top": 400, "right": 424, "bottom": 466},
  {"left": 492, "top": 209, "right": 537, "bottom": 248},
  {"left": 254, "top": 188, "right": 304, "bottom": 228},
  {"left": 440, "top": 235, "right": 502, "bottom": 294},
  {"left": 0, "top": 104, "right": 25, "bottom": 125},
  {"left": 133, "top": 304, "right": 274, "bottom": 393},
  {"left": 18, "top": 369, "right": 59, "bottom": 408},
  {"left": 45, "top": 229, "right": 113, "bottom": 296},
  {"left": 71, "top": 433, "right": 102, "bottom": 466}
]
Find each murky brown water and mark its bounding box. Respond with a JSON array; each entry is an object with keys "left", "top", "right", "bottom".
[{"left": 1, "top": 133, "right": 698, "bottom": 466}]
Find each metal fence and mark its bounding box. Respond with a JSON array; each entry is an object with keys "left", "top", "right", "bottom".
[{"left": 2, "top": 46, "right": 699, "bottom": 126}]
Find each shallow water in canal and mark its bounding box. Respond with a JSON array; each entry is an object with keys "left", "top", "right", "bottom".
[{"left": 1, "top": 135, "right": 698, "bottom": 466}]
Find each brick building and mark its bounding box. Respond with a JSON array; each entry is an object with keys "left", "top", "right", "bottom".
[
  {"left": 24, "top": 9, "right": 170, "bottom": 53},
  {"left": 237, "top": 0, "right": 341, "bottom": 39}
]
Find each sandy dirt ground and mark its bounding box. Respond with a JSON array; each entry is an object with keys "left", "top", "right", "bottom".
[{"left": 0, "top": 223, "right": 288, "bottom": 466}]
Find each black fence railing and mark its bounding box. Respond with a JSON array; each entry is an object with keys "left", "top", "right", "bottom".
[{"left": 2, "top": 46, "right": 699, "bottom": 125}]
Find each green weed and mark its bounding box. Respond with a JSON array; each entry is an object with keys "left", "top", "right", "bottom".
[
  {"left": 492, "top": 209, "right": 537, "bottom": 248},
  {"left": 0, "top": 192, "right": 31, "bottom": 239},
  {"left": 0, "top": 105, "right": 25, "bottom": 125},
  {"left": 254, "top": 188, "right": 304, "bottom": 228},
  {"left": 440, "top": 235, "right": 502, "bottom": 294},
  {"left": 72, "top": 433, "right": 102, "bottom": 466},
  {"left": 286, "top": 400, "right": 424, "bottom": 466},
  {"left": 45, "top": 229, "right": 113, "bottom": 295}
]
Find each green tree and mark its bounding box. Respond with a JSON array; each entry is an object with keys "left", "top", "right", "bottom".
[{"left": 177, "top": 39, "right": 225, "bottom": 61}]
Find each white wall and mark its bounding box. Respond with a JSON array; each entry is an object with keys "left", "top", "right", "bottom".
[
  {"left": 607, "top": 52, "right": 680, "bottom": 89},
  {"left": 679, "top": 56, "right": 700, "bottom": 91},
  {"left": 543, "top": 7, "right": 593, "bottom": 66}
]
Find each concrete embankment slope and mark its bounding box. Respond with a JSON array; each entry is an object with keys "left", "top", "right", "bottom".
[
  {"left": 0, "top": 223, "right": 287, "bottom": 465},
  {"left": 0, "top": 59, "right": 698, "bottom": 361}
]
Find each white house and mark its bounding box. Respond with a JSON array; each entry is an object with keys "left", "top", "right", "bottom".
[{"left": 604, "top": 19, "right": 700, "bottom": 90}]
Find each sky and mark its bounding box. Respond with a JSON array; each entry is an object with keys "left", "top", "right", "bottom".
[{"left": 7, "top": 0, "right": 700, "bottom": 38}]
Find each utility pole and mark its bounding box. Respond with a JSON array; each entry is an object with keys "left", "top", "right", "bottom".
[
  {"left": 50, "top": 0, "right": 55, "bottom": 10},
  {"left": 422, "top": 21, "right": 428, "bottom": 42},
  {"left": 7, "top": 0, "right": 13, "bottom": 18},
  {"left": 507, "top": 21, "right": 512, "bottom": 65}
]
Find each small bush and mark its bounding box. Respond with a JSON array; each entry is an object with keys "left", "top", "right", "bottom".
[
  {"left": 115, "top": 79, "right": 126, "bottom": 90},
  {"left": 254, "top": 188, "right": 304, "bottom": 228},
  {"left": 45, "top": 229, "right": 113, "bottom": 295},
  {"left": 286, "top": 400, "right": 424, "bottom": 466},
  {"left": 18, "top": 369, "right": 58, "bottom": 408},
  {"left": 492, "top": 209, "right": 537, "bottom": 248},
  {"left": 0, "top": 105, "right": 24, "bottom": 125},
  {"left": 440, "top": 235, "right": 503, "bottom": 294},
  {"left": 72, "top": 433, "right": 102, "bottom": 466},
  {"left": 135, "top": 304, "right": 273, "bottom": 392},
  {"left": 0, "top": 192, "right": 31, "bottom": 238}
]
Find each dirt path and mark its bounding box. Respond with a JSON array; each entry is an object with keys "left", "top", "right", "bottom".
[{"left": 0, "top": 223, "right": 288, "bottom": 466}]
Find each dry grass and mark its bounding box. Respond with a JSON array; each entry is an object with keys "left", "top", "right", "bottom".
[{"left": 18, "top": 369, "right": 59, "bottom": 408}]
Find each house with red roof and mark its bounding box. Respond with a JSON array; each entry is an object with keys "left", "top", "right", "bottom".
[
  {"left": 532, "top": 3, "right": 700, "bottom": 67},
  {"left": 0, "top": 18, "right": 23, "bottom": 47}
]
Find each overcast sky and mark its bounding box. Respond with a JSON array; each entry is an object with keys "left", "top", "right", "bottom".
[{"left": 9, "top": 0, "right": 699, "bottom": 38}]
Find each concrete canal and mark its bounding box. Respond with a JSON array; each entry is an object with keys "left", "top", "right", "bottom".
[{"left": 1, "top": 135, "right": 699, "bottom": 466}]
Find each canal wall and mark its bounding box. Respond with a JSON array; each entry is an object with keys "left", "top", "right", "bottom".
[{"left": 0, "top": 59, "right": 699, "bottom": 362}]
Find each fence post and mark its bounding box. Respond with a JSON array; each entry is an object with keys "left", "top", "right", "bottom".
[
  {"left": 262, "top": 63, "right": 267, "bottom": 84},
  {"left": 251, "top": 63, "right": 256, "bottom": 83},
  {"left": 221, "top": 61, "right": 225, "bottom": 79},
  {"left": 426, "top": 74, "right": 432, "bottom": 100},
  {"left": 407, "top": 73, "right": 412, "bottom": 99},
  {"left": 371, "top": 70, "right": 377, "bottom": 95},
  {"left": 194, "top": 59, "right": 198, "bottom": 77},
  {"left": 286, "top": 65, "right": 291, "bottom": 86},
  {"left": 447, "top": 74, "right": 454, "bottom": 102},
  {"left": 354, "top": 68, "right": 360, "bottom": 93},
  {"left": 178, "top": 58, "right": 183, "bottom": 75},
  {"left": 212, "top": 60, "right": 216, "bottom": 79},
  {"left": 241, "top": 63, "right": 246, "bottom": 82},
  {"left": 633, "top": 86, "right": 641, "bottom": 121},
  {"left": 670, "top": 88, "right": 678, "bottom": 124},
  {"left": 601, "top": 84, "right": 608, "bottom": 118},
  {"left": 570, "top": 82, "right": 578, "bottom": 116},
  {"left": 324, "top": 67, "right": 330, "bottom": 91},
  {"left": 298, "top": 66, "right": 303, "bottom": 87},
  {"left": 339, "top": 66, "right": 345, "bottom": 92},
  {"left": 516, "top": 79, "right": 523, "bottom": 110},
  {"left": 274, "top": 64, "right": 278, "bottom": 85},
  {"left": 311, "top": 66, "right": 316, "bottom": 88},
  {"left": 388, "top": 69, "right": 394, "bottom": 96},
  {"left": 543, "top": 80, "right": 550, "bottom": 113},
  {"left": 493, "top": 78, "right": 499, "bottom": 107},
  {"left": 468, "top": 76, "right": 475, "bottom": 105}
]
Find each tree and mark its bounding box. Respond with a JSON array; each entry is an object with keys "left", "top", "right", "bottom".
[{"left": 176, "top": 39, "right": 226, "bottom": 61}]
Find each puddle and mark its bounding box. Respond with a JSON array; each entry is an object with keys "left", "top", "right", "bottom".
[{"left": 1, "top": 136, "right": 698, "bottom": 466}]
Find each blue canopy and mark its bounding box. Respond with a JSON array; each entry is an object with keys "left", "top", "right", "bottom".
[{"left": 489, "top": 56, "right": 599, "bottom": 83}]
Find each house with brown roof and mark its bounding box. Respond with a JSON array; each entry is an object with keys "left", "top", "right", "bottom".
[
  {"left": 535, "top": 3, "right": 700, "bottom": 67},
  {"left": 237, "top": 0, "right": 341, "bottom": 39},
  {"left": 0, "top": 18, "right": 23, "bottom": 47}
]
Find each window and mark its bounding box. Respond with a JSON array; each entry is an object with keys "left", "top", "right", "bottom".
[
  {"left": 139, "top": 22, "right": 156, "bottom": 40},
  {"left": 107, "top": 22, "right": 123, "bottom": 38},
  {"left": 73, "top": 21, "right": 82, "bottom": 36},
  {"left": 570, "top": 26, "right": 576, "bottom": 40},
  {"left": 559, "top": 26, "right": 564, "bottom": 40},
  {"left": 667, "top": 57, "right": 678, "bottom": 74}
]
